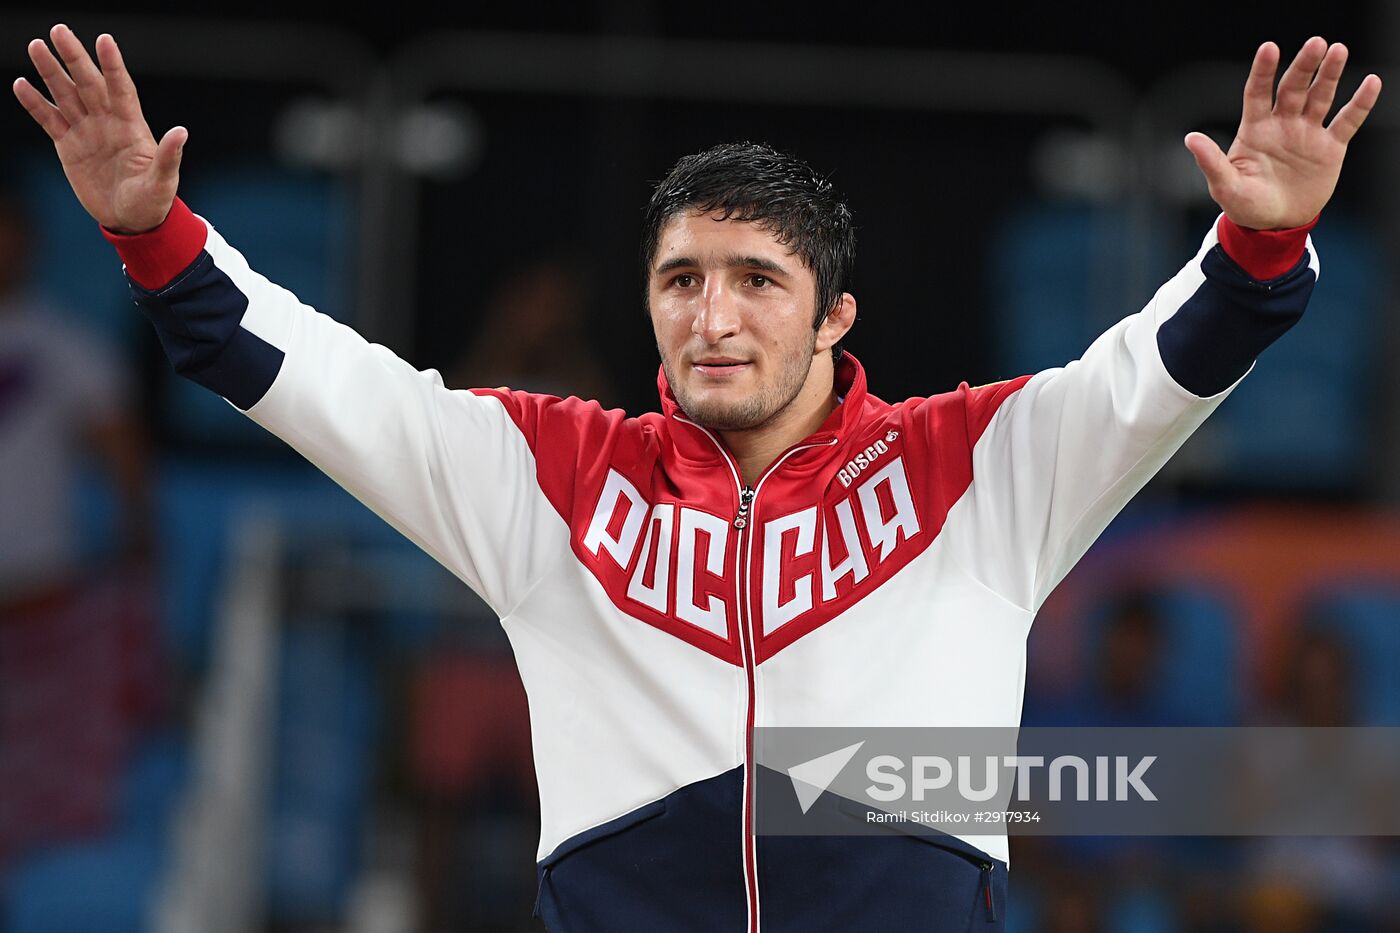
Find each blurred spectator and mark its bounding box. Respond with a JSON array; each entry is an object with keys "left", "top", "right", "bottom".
[
  {"left": 447, "top": 255, "right": 617, "bottom": 406},
  {"left": 1095, "top": 591, "right": 1170, "bottom": 725},
  {"left": 0, "top": 181, "right": 162, "bottom": 869},
  {"left": 1238, "top": 623, "right": 1397, "bottom": 931},
  {"left": 1021, "top": 591, "right": 1204, "bottom": 931},
  {"left": 1028, "top": 589, "right": 1171, "bottom": 728},
  {"left": 1280, "top": 625, "right": 1355, "bottom": 728},
  {"left": 0, "top": 184, "right": 154, "bottom": 600},
  {"left": 407, "top": 652, "right": 539, "bottom": 932},
  {"left": 1033, "top": 872, "right": 1105, "bottom": 933}
]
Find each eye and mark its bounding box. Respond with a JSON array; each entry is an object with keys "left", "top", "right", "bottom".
[
  {"left": 748, "top": 274, "right": 771, "bottom": 288},
  {"left": 672, "top": 273, "right": 697, "bottom": 288}
]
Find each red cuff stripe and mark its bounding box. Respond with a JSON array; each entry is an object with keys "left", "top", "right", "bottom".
[
  {"left": 99, "top": 197, "right": 208, "bottom": 291},
  {"left": 1216, "top": 213, "right": 1318, "bottom": 282}
]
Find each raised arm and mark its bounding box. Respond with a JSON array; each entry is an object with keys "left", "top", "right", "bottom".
[
  {"left": 951, "top": 39, "right": 1380, "bottom": 613},
  {"left": 13, "top": 25, "right": 575, "bottom": 615}
]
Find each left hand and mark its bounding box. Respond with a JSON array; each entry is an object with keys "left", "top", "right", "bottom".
[{"left": 1185, "top": 37, "right": 1382, "bottom": 230}]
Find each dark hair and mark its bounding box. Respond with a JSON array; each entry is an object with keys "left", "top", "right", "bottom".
[{"left": 641, "top": 142, "right": 855, "bottom": 361}]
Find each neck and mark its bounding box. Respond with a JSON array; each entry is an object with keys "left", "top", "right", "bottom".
[{"left": 719, "top": 354, "right": 839, "bottom": 486}]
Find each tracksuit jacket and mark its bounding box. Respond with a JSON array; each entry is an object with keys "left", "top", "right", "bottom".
[{"left": 102, "top": 198, "right": 1317, "bottom": 932}]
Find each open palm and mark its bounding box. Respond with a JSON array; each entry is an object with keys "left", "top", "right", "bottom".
[
  {"left": 12, "top": 24, "right": 186, "bottom": 234},
  {"left": 1186, "top": 38, "right": 1382, "bottom": 230}
]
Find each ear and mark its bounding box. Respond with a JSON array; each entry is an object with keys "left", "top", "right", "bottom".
[{"left": 815, "top": 292, "right": 857, "bottom": 353}]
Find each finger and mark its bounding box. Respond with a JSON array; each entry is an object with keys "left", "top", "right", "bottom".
[
  {"left": 1242, "top": 41, "right": 1280, "bottom": 124},
  {"left": 50, "top": 23, "right": 109, "bottom": 113},
  {"left": 12, "top": 76, "right": 71, "bottom": 141},
  {"left": 27, "top": 35, "right": 85, "bottom": 123},
  {"left": 1303, "top": 42, "right": 1348, "bottom": 123},
  {"left": 1328, "top": 73, "right": 1383, "bottom": 145},
  {"left": 1274, "top": 36, "right": 1328, "bottom": 116},
  {"left": 153, "top": 125, "right": 188, "bottom": 185},
  {"left": 94, "top": 34, "right": 142, "bottom": 122},
  {"left": 1184, "top": 131, "right": 1236, "bottom": 195}
]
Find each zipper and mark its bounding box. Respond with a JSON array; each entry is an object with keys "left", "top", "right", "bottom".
[
  {"left": 734, "top": 486, "right": 754, "bottom": 529},
  {"left": 980, "top": 860, "right": 996, "bottom": 922},
  {"left": 533, "top": 865, "right": 550, "bottom": 919},
  {"left": 940, "top": 847, "right": 996, "bottom": 921},
  {"left": 915, "top": 838, "right": 996, "bottom": 922},
  {"left": 675, "top": 416, "right": 837, "bottom": 933}
]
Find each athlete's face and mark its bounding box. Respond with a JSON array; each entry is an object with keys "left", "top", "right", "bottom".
[{"left": 648, "top": 210, "right": 845, "bottom": 432}]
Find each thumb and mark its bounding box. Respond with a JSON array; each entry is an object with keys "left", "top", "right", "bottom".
[
  {"left": 1183, "top": 131, "right": 1233, "bottom": 191},
  {"left": 153, "top": 125, "right": 187, "bottom": 185}
]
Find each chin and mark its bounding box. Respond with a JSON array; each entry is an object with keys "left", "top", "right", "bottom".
[{"left": 678, "top": 392, "right": 771, "bottom": 431}]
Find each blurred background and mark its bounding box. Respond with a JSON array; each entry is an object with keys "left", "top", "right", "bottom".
[{"left": 2, "top": 2, "right": 1399, "bottom": 931}]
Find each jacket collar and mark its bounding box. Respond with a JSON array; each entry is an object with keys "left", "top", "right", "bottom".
[{"left": 657, "top": 351, "right": 871, "bottom": 464}]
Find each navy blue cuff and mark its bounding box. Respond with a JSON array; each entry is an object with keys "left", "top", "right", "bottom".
[
  {"left": 129, "top": 252, "right": 284, "bottom": 411},
  {"left": 1156, "top": 244, "right": 1315, "bottom": 398}
]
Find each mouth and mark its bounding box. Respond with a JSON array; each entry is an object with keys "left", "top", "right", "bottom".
[{"left": 692, "top": 358, "right": 751, "bottom": 378}]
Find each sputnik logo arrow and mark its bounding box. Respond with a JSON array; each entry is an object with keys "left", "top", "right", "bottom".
[{"left": 787, "top": 741, "right": 866, "bottom": 814}]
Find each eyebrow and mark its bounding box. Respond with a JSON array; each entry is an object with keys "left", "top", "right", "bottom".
[{"left": 653, "top": 254, "right": 792, "bottom": 278}]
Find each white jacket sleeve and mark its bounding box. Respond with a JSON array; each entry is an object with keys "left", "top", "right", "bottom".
[
  {"left": 954, "top": 217, "right": 1318, "bottom": 613},
  {"left": 107, "top": 200, "right": 565, "bottom": 617}
]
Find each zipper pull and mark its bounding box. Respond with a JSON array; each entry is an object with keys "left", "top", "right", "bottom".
[
  {"left": 534, "top": 864, "right": 551, "bottom": 919},
  {"left": 981, "top": 862, "right": 996, "bottom": 922},
  {"left": 733, "top": 486, "right": 755, "bottom": 529}
]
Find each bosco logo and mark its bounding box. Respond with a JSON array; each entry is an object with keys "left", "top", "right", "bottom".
[{"left": 837, "top": 430, "right": 900, "bottom": 489}]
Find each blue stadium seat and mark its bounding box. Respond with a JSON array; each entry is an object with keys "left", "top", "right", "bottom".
[
  {"left": 264, "top": 620, "right": 380, "bottom": 925},
  {"left": 1002, "top": 884, "right": 1040, "bottom": 933},
  {"left": 1028, "top": 585, "right": 1240, "bottom": 727},
  {"left": 1307, "top": 586, "right": 1400, "bottom": 725},
  {"left": 988, "top": 201, "right": 1136, "bottom": 378},
  {"left": 156, "top": 457, "right": 394, "bottom": 671},
  {"left": 120, "top": 732, "right": 190, "bottom": 840},
  {"left": 1152, "top": 587, "right": 1241, "bottom": 726},
  {"left": 1107, "top": 888, "right": 1176, "bottom": 933},
  {"left": 2, "top": 835, "right": 165, "bottom": 933},
  {"left": 17, "top": 154, "right": 136, "bottom": 346},
  {"left": 158, "top": 459, "right": 334, "bottom": 670},
  {"left": 0, "top": 734, "right": 188, "bottom": 932}
]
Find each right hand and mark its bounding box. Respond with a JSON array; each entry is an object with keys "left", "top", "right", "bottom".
[{"left": 12, "top": 24, "right": 186, "bottom": 234}]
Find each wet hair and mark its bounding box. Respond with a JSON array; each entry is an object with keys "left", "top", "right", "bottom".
[{"left": 641, "top": 142, "right": 855, "bottom": 361}]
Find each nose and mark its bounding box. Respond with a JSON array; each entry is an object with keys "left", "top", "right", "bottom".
[{"left": 692, "top": 278, "right": 740, "bottom": 344}]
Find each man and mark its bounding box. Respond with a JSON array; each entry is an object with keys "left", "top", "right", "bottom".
[{"left": 13, "top": 24, "right": 1380, "bottom": 932}]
